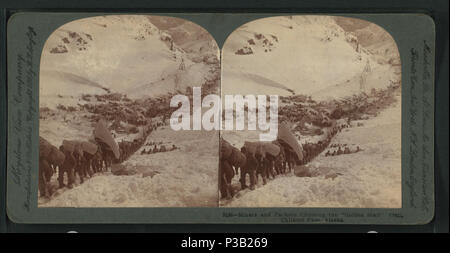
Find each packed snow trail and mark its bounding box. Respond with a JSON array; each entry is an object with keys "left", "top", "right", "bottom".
[
  {"left": 222, "top": 97, "right": 401, "bottom": 208},
  {"left": 40, "top": 128, "right": 219, "bottom": 207}
]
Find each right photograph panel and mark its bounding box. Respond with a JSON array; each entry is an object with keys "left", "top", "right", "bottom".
[{"left": 220, "top": 15, "right": 402, "bottom": 208}]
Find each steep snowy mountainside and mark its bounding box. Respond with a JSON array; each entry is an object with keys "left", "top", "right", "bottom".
[
  {"left": 40, "top": 15, "right": 216, "bottom": 108},
  {"left": 222, "top": 16, "right": 400, "bottom": 99},
  {"left": 334, "top": 17, "right": 400, "bottom": 66}
]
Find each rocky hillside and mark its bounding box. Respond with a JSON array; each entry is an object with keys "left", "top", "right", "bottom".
[
  {"left": 334, "top": 16, "right": 401, "bottom": 66},
  {"left": 147, "top": 16, "right": 220, "bottom": 64}
]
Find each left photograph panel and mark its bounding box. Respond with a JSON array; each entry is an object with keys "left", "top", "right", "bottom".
[{"left": 38, "top": 15, "right": 220, "bottom": 207}]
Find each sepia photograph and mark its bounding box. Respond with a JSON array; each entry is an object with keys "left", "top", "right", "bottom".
[
  {"left": 37, "top": 14, "right": 402, "bottom": 209},
  {"left": 2, "top": 0, "right": 442, "bottom": 229},
  {"left": 220, "top": 15, "right": 402, "bottom": 208},
  {"left": 38, "top": 15, "right": 220, "bottom": 207}
]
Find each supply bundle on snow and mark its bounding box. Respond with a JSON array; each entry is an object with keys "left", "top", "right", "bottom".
[
  {"left": 81, "top": 141, "right": 98, "bottom": 155},
  {"left": 39, "top": 136, "right": 53, "bottom": 158},
  {"left": 93, "top": 119, "right": 120, "bottom": 159},
  {"left": 221, "top": 138, "right": 246, "bottom": 167},
  {"left": 277, "top": 122, "right": 304, "bottom": 160},
  {"left": 62, "top": 140, "right": 84, "bottom": 157},
  {"left": 220, "top": 138, "right": 233, "bottom": 160},
  {"left": 243, "top": 141, "right": 280, "bottom": 158},
  {"left": 49, "top": 146, "right": 66, "bottom": 166}
]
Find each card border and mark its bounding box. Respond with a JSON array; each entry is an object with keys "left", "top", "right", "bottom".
[{"left": 6, "top": 12, "right": 435, "bottom": 225}]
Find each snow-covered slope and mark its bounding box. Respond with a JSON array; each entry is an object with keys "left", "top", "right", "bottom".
[
  {"left": 334, "top": 16, "right": 400, "bottom": 66},
  {"left": 147, "top": 16, "right": 219, "bottom": 63},
  {"left": 222, "top": 15, "right": 400, "bottom": 99},
  {"left": 41, "top": 128, "right": 219, "bottom": 207},
  {"left": 38, "top": 16, "right": 221, "bottom": 207},
  {"left": 224, "top": 95, "right": 401, "bottom": 208},
  {"left": 40, "top": 15, "right": 219, "bottom": 108}
]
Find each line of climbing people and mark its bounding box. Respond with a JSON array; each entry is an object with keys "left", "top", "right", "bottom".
[
  {"left": 219, "top": 122, "right": 303, "bottom": 200},
  {"left": 219, "top": 120, "right": 353, "bottom": 200},
  {"left": 219, "top": 138, "right": 296, "bottom": 200},
  {"left": 38, "top": 119, "right": 150, "bottom": 199},
  {"left": 302, "top": 121, "right": 350, "bottom": 163}
]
